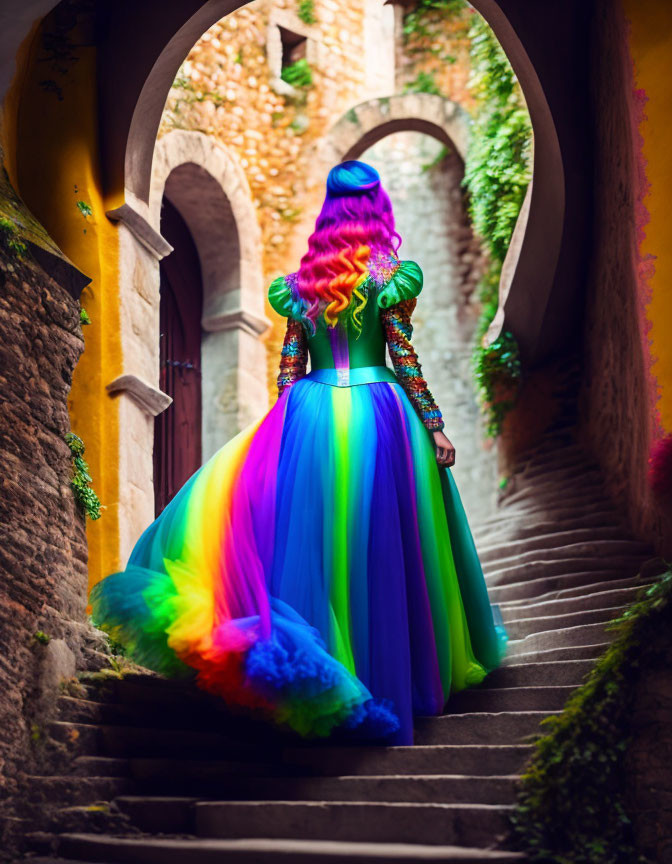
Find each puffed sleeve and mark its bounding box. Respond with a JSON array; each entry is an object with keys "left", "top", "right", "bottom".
[
  {"left": 276, "top": 317, "right": 308, "bottom": 397},
  {"left": 268, "top": 275, "right": 293, "bottom": 318},
  {"left": 380, "top": 288, "right": 445, "bottom": 431},
  {"left": 376, "top": 260, "right": 423, "bottom": 309}
]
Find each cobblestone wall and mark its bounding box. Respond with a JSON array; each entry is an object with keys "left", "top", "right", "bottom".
[
  {"left": 363, "top": 131, "right": 494, "bottom": 522},
  {"left": 0, "top": 234, "right": 88, "bottom": 824}
]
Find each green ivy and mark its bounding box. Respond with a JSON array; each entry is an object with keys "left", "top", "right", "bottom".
[
  {"left": 473, "top": 330, "right": 521, "bottom": 438},
  {"left": 76, "top": 200, "right": 93, "bottom": 218},
  {"left": 0, "top": 216, "right": 28, "bottom": 257},
  {"left": 403, "top": 0, "right": 468, "bottom": 43},
  {"left": 65, "top": 432, "right": 102, "bottom": 520},
  {"left": 403, "top": 70, "right": 442, "bottom": 96},
  {"left": 297, "top": 0, "right": 316, "bottom": 25},
  {"left": 80, "top": 307, "right": 91, "bottom": 325},
  {"left": 33, "top": 631, "right": 51, "bottom": 645},
  {"left": 510, "top": 567, "right": 672, "bottom": 863},
  {"left": 281, "top": 58, "right": 313, "bottom": 89},
  {"left": 463, "top": 13, "right": 532, "bottom": 436}
]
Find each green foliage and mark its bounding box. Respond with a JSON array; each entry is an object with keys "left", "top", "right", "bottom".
[
  {"left": 33, "top": 631, "right": 51, "bottom": 645},
  {"left": 511, "top": 567, "right": 672, "bottom": 864},
  {"left": 462, "top": 13, "right": 532, "bottom": 435},
  {"left": 0, "top": 215, "right": 28, "bottom": 257},
  {"left": 403, "top": 70, "right": 442, "bottom": 96},
  {"left": 297, "top": 0, "right": 316, "bottom": 25},
  {"left": 76, "top": 200, "right": 93, "bottom": 218},
  {"left": 473, "top": 330, "right": 521, "bottom": 438},
  {"left": 403, "top": 0, "right": 468, "bottom": 42},
  {"left": 281, "top": 58, "right": 313, "bottom": 89},
  {"left": 80, "top": 307, "right": 91, "bottom": 325},
  {"left": 65, "top": 432, "right": 102, "bottom": 520}
]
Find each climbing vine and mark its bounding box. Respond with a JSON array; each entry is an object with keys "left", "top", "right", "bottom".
[
  {"left": 464, "top": 13, "right": 531, "bottom": 435},
  {"left": 65, "top": 432, "right": 102, "bottom": 520},
  {"left": 510, "top": 567, "right": 672, "bottom": 863},
  {"left": 403, "top": 1, "right": 532, "bottom": 436}
]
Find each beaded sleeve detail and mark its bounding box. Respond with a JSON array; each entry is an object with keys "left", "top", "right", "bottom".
[
  {"left": 381, "top": 298, "right": 445, "bottom": 431},
  {"left": 277, "top": 317, "right": 308, "bottom": 397}
]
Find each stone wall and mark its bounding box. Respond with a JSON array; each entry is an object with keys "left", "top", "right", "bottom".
[
  {"left": 625, "top": 626, "right": 672, "bottom": 863},
  {"left": 363, "top": 131, "right": 494, "bottom": 522},
  {"left": 0, "top": 193, "right": 89, "bottom": 833},
  {"left": 577, "top": 0, "right": 672, "bottom": 557}
]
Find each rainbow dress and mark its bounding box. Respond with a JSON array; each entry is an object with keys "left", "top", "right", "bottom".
[{"left": 90, "top": 257, "right": 507, "bottom": 745}]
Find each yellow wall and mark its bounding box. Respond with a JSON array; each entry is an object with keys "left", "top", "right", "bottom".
[
  {"left": 8, "top": 15, "right": 124, "bottom": 588},
  {"left": 624, "top": 0, "right": 672, "bottom": 433}
]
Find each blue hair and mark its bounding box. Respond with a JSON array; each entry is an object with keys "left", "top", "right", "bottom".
[{"left": 326, "top": 160, "right": 381, "bottom": 197}]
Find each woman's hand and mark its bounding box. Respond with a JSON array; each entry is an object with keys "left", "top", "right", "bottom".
[{"left": 432, "top": 429, "right": 455, "bottom": 467}]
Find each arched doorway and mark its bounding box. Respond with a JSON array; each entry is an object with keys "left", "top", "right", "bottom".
[{"left": 153, "top": 197, "right": 203, "bottom": 516}]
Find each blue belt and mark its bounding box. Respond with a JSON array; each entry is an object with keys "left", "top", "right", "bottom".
[{"left": 304, "top": 366, "right": 398, "bottom": 388}]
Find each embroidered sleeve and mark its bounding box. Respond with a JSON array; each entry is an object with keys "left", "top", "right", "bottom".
[
  {"left": 277, "top": 317, "right": 308, "bottom": 397},
  {"left": 381, "top": 298, "right": 445, "bottom": 431}
]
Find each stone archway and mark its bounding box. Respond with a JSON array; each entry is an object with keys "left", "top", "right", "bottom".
[
  {"left": 150, "top": 131, "right": 270, "bottom": 461},
  {"left": 109, "top": 130, "right": 269, "bottom": 561},
  {"left": 317, "top": 92, "right": 469, "bottom": 166}
]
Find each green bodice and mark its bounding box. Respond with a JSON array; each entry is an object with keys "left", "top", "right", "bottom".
[{"left": 268, "top": 259, "right": 423, "bottom": 371}]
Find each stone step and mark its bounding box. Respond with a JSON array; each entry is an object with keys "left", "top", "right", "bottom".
[
  {"left": 482, "top": 540, "right": 650, "bottom": 572},
  {"left": 71, "top": 756, "right": 131, "bottom": 778},
  {"left": 474, "top": 511, "right": 621, "bottom": 545},
  {"left": 477, "top": 528, "right": 637, "bottom": 563},
  {"left": 446, "top": 686, "right": 574, "bottom": 714},
  {"left": 281, "top": 745, "right": 532, "bottom": 777},
  {"left": 56, "top": 696, "right": 275, "bottom": 739},
  {"left": 486, "top": 570, "right": 630, "bottom": 603},
  {"left": 57, "top": 833, "right": 527, "bottom": 863},
  {"left": 495, "top": 575, "right": 650, "bottom": 607},
  {"left": 176, "top": 774, "right": 520, "bottom": 805},
  {"left": 23, "top": 775, "right": 133, "bottom": 806},
  {"left": 194, "top": 800, "right": 514, "bottom": 847},
  {"left": 506, "top": 622, "right": 618, "bottom": 657},
  {"left": 498, "top": 585, "right": 642, "bottom": 621},
  {"left": 486, "top": 555, "right": 645, "bottom": 588},
  {"left": 500, "top": 642, "right": 609, "bottom": 666},
  {"left": 501, "top": 605, "right": 622, "bottom": 640},
  {"left": 472, "top": 514, "right": 626, "bottom": 547},
  {"left": 497, "top": 492, "right": 614, "bottom": 517},
  {"left": 482, "top": 660, "right": 593, "bottom": 688},
  {"left": 48, "top": 721, "right": 270, "bottom": 760},
  {"left": 413, "top": 711, "right": 553, "bottom": 746},
  {"left": 498, "top": 478, "right": 607, "bottom": 508},
  {"left": 472, "top": 498, "right": 614, "bottom": 530}
]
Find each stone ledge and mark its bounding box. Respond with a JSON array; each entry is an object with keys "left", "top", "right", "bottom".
[
  {"left": 202, "top": 308, "right": 272, "bottom": 338},
  {"left": 106, "top": 203, "right": 173, "bottom": 260},
  {"left": 106, "top": 374, "right": 172, "bottom": 416}
]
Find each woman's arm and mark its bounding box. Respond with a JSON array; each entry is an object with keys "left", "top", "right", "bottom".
[
  {"left": 381, "top": 299, "right": 456, "bottom": 466},
  {"left": 277, "top": 317, "right": 308, "bottom": 397}
]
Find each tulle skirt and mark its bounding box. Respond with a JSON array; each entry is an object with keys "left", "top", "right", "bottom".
[{"left": 90, "top": 370, "right": 507, "bottom": 745}]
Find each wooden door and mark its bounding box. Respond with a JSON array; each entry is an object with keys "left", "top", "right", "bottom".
[{"left": 153, "top": 197, "right": 203, "bottom": 516}]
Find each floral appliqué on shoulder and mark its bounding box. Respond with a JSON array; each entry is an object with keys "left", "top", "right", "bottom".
[{"left": 368, "top": 250, "right": 401, "bottom": 290}]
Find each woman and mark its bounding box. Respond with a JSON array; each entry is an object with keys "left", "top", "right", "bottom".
[{"left": 90, "top": 160, "right": 507, "bottom": 746}]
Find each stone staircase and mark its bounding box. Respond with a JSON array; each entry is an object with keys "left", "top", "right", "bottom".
[{"left": 23, "top": 424, "right": 658, "bottom": 864}]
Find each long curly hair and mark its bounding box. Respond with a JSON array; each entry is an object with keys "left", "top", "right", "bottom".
[{"left": 296, "top": 161, "right": 401, "bottom": 334}]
